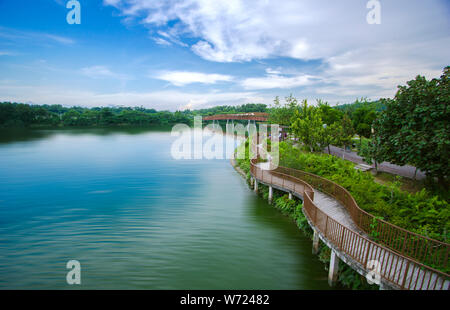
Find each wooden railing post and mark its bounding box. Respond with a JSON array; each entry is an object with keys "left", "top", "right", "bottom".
[
  {"left": 364, "top": 241, "right": 371, "bottom": 268},
  {"left": 401, "top": 260, "right": 411, "bottom": 290},
  {"left": 339, "top": 226, "right": 345, "bottom": 250},
  {"left": 401, "top": 231, "right": 408, "bottom": 256},
  {"left": 444, "top": 247, "right": 448, "bottom": 269}
]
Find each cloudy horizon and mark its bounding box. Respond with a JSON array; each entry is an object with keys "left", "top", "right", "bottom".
[{"left": 0, "top": 0, "right": 449, "bottom": 111}]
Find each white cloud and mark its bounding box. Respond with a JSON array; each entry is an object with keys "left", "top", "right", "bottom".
[
  {"left": 155, "top": 30, "right": 188, "bottom": 47},
  {"left": 104, "top": 0, "right": 449, "bottom": 63},
  {"left": 81, "top": 66, "right": 132, "bottom": 80},
  {"left": 0, "top": 51, "right": 15, "bottom": 56},
  {"left": 0, "top": 27, "right": 75, "bottom": 45},
  {"left": 44, "top": 34, "right": 75, "bottom": 45},
  {"left": 103, "top": 0, "right": 449, "bottom": 101},
  {"left": 152, "top": 37, "right": 171, "bottom": 46},
  {"left": 103, "top": 0, "right": 121, "bottom": 6},
  {"left": 265, "top": 68, "right": 282, "bottom": 75},
  {"left": 242, "top": 72, "right": 317, "bottom": 90},
  {"left": 155, "top": 71, "right": 233, "bottom": 86},
  {"left": 317, "top": 38, "right": 450, "bottom": 99},
  {"left": 2, "top": 1, "right": 449, "bottom": 109}
]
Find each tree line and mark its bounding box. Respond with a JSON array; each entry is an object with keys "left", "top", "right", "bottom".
[
  {"left": 269, "top": 95, "right": 377, "bottom": 155},
  {"left": 0, "top": 104, "right": 195, "bottom": 128},
  {"left": 0, "top": 102, "right": 269, "bottom": 129},
  {"left": 268, "top": 66, "right": 449, "bottom": 190}
]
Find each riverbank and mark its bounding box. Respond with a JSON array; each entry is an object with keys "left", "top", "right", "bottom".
[{"left": 230, "top": 158, "right": 247, "bottom": 178}]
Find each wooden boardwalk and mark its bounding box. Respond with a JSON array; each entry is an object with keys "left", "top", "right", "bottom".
[
  {"left": 250, "top": 160, "right": 449, "bottom": 290},
  {"left": 313, "top": 191, "right": 360, "bottom": 232},
  {"left": 313, "top": 190, "right": 449, "bottom": 290}
]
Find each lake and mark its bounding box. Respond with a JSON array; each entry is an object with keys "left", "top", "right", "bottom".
[{"left": 0, "top": 128, "right": 333, "bottom": 289}]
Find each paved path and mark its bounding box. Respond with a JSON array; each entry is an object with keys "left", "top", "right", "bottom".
[{"left": 326, "top": 145, "right": 426, "bottom": 180}]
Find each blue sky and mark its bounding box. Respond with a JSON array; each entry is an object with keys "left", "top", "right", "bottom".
[{"left": 0, "top": 0, "right": 449, "bottom": 111}]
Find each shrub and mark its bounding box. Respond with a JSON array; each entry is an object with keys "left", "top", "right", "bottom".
[{"left": 278, "top": 142, "right": 449, "bottom": 242}]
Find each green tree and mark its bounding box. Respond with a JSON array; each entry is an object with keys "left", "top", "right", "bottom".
[
  {"left": 317, "top": 100, "right": 343, "bottom": 125},
  {"left": 352, "top": 105, "right": 377, "bottom": 148},
  {"left": 268, "top": 94, "right": 299, "bottom": 126},
  {"left": 331, "top": 114, "right": 354, "bottom": 159},
  {"left": 357, "top": 130, "right": 385, "bottom": 173},
  {"left": 319, "top": 123, "right": 334, "bottom": 154},
  {"left": 291, "top": 100, "right": 323, "bottom": 152},
  {"left": 374, "top": 67, "right": 449, "bottom": 188},
  {"left": 99, "top": 108, "right": 115, "bottom": 125},
  {"left": 62, "top": 109, "right": 81, "bottom": 126}
]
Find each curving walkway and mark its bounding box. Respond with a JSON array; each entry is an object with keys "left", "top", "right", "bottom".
[
  {"left": 249, "top": 159, "right": 449, "bottom": 290},
  {"left": 312, "top": 190, "right": 359, "bottom": 232}
]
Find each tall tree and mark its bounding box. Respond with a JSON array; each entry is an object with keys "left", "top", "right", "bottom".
[
  {"left": 317, "top": 100, "right": 343, "bottom": 125},
  {"left": 352, "top": 105, "right": 377, "bottom": 148},
  {"left": 374, "top": 67, "right": 449, "bottom": 187},
  {"left": 268, "top": 94, "right": 299, "bottom": 126},
  {"left": 331, "top": 114, "right": 354, "bottom": 159},
  {"left": 357, "top": 127, "right": 385, "bottom": 173},
  {"left": 291, "top": 100, "right": 323, "bottom": 152},
  {"left": 319, "top": 123, "right": 334, "bottom": 154}
]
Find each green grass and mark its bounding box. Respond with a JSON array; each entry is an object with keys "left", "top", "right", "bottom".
[{"left": 374, "top": 171, "right": 425, "bottom": 194}]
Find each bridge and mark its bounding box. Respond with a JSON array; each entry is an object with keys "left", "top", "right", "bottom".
[
  {"left": 203, "top": 112, "right": 269, "bottom": 122},
  {"left": 249, "top": 159, "right": 449, "bottom": 290}
]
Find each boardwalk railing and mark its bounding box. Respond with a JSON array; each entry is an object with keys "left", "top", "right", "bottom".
[
  {"left": 250, "top": 159, "right": 450, "bottom": 290},
  {"left": 274, "top": 166, "right": 449, "bottom": 273}
]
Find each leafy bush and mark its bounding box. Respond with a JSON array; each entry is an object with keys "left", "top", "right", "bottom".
[{"left": 278, "top": 142, "right": 449, "bottom": 242}]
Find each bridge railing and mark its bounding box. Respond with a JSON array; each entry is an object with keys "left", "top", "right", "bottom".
[
  {"left": 274, "top": 165, "right": 449, "bottom": 273},
  {"left": 302, "top": 188, "right": 449, "bottom": 290},
  {"left": 250, "top": 159, "right": 450, "bottom": 290}
]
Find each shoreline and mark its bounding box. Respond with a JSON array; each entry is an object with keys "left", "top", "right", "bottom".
[{"left": 230, "top": 158, "right": 247, "bottom": 179}]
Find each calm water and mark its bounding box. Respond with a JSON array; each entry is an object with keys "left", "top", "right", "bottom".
[{"left": 0, "top": 128, "right": 332, "bottom": 289}]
